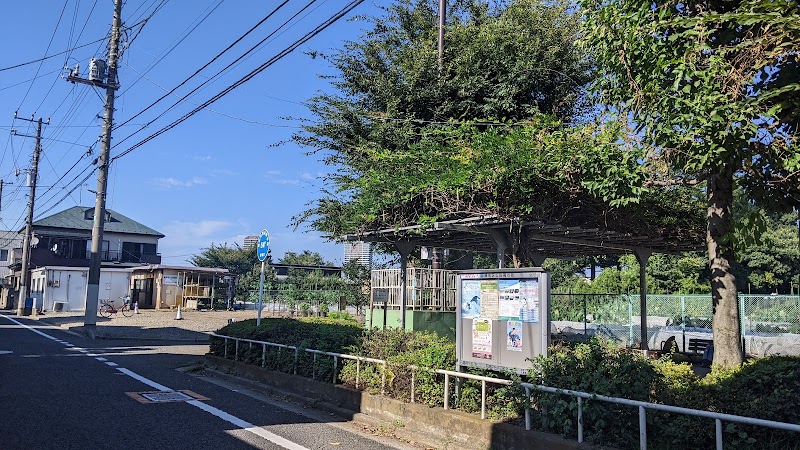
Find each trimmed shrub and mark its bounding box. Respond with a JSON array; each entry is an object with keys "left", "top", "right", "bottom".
[
  {"left": 209, "top": 317, "right": 362, "bottom": 380},
  {"left": 529, "top": 338, "right": 659, "bottom": 447},
  {"left": 338, "top": 328, "right": 455, "bottom": 405}
]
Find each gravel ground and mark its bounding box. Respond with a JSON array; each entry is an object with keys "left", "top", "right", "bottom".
[{"left": 34, "top": 309, "right": 268, "bottom": 341}]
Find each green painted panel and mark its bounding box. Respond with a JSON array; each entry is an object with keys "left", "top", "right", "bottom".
[{"left": 365, "top": 309, "right": 456, "bottom": 340}]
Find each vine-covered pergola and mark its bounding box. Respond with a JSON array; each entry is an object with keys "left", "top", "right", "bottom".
[{"left": 344, "top": 215, "right": 704, "bottom": 350}]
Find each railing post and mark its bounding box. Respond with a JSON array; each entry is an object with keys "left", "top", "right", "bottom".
[
  {"left": 234, "top": 339, "right": 239, "bottom": 362},
  {"left": 293, "top": 347, "right": 299, "bottom": 375},
  {"left": 639, "top": 405, "right": 647, "bottom": 450},
  {"left": 223, "top": 337, "right": 228, "bottom": 359},
  {"left": 411, "top": 371, "right": 416, "bottom": 403},
  {"left": 381, "top": 362, "right": 386, "bottom": 395},
  {"left": 577, "top": 397, "right": 584, "bottom": 443},
  {"left": 262, "top": 343, "right": 266, "bottom": 368},
  {"left": 356, "top": 358, "right": 360, "bottom": 389},
  {"left": 333, "top": 355, "right": 338, "bottom": 384},
  {"left": 312, "top": 352, "right": 317, "bottom": 380},
  {"left": 716, "top": 418, "right": 723, "bottom": 450},
  {"left": 444, "top": 373, "right": 450, "bottom": 410},
  {"left": 481, "top": 380, "right": 487, "bottom": 419},
  {"left": 524, "top": 386, "right": 531, "bottom": 431}
]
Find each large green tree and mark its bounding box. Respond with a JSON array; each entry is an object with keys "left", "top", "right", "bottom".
[
  {"left": 278, "top": 250, "right": 330, "bottom": 266},
  {"left": 294, "top": 0, "right": 592, "bottom": 233},
  {"left": 735, "top": 210, "right": 800, "bottom": 294},
  {"left": 581, "top": 0, "right": 800, "bottom": 367}
]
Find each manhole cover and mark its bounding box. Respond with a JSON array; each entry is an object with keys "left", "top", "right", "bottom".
[
  {"left": 126, "top": 390, "right": 208, "bottom": 404},
  {"left": 142, "top": 391, "right": 194, "bottom": 403}
]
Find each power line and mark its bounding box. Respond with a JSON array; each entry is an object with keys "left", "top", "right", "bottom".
[
  {"left": 113, "top": 0, "right": 326, "bottom": 150},
  {"left": 120, "top": 60, "right": 301, "bottom": 128},
  {"left": 15, "top": 0, "right": 70, "bottom": 110},
  {"left": 114, "top": 0, "right": 294, "bottom": 130},
  {"left": 120, "top": 0, "right": 225, "bottom": 95},
  {"left": 34, "top": 165, "right": 97, "bottom": 220},
  {"left": 112, "top": 0, "right": 366, "bottom": 161},
  {"left": 0, "top": 37, "right": 108, "bottom": 72}
]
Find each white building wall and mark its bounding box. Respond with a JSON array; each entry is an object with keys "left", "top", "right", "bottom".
[{"left": 31, "top": 266, "right": 132, "bottom": 312}]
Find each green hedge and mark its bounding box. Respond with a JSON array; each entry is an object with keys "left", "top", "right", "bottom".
[
  {"left": 529, "top": 340, "right": 800, "bottom": 449},
  {"left": 209, "top": 317, "right": 362, "bottom": 380}
]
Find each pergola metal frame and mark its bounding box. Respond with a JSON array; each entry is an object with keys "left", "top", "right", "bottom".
[{"left": 344, "top": 215, "right": 704, "bottom": 350}]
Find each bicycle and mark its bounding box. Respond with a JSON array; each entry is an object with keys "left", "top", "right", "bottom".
[{"left": 99, "top": 295, "right": 133, "bottom": 318}]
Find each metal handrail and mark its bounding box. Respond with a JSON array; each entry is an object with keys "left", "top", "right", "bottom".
[{"left": 208, "top": 333, "right": 800, "bottom": 450}]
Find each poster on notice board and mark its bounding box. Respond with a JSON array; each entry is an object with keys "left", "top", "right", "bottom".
[
  {"left": 461, "top": 280, "right": 481, "bottom": 318},
  {"left": 506, "top": 320, "right": 523, "bottom": 351},
  {"left": 472, "top": 318, "right": 492, "bottom": 359}
]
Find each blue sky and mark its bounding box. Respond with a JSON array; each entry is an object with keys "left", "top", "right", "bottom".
[{"left": 0, "top": 0, "right": 384, "bottom": 266}]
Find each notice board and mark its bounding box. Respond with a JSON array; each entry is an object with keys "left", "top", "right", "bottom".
[{"left": 456, "top": 268, "right": 551, "bottom": 374}]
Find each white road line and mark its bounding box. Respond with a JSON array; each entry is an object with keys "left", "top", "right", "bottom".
[
  {"left": 95, "top": 357, "right": 108, "bottom": 361},
  {"left": 116, "top": 367, "right": 172, "bottom": 391},
  {"left": 188, "top": 400, "right": 310, "bottom": 450},
  {"left": 105, "top": 362, "right": 118, "bottom": 367},
  {"left": 2, "top": 314, "right": 310, "bottom": 450},
  {"left": 0, "top": 315, "right": 61, "bottom": 341}
]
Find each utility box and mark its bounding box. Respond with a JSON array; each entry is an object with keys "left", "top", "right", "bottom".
[
  {"left": 456, "top": 268, "right": 551, "bottom": 374},
  {"left": 22, "top": 297, "right": 33, "bottom": 316}
]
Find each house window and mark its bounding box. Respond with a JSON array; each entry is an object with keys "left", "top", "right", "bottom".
[
  {"left": 83, "top": 209, "right": 118, "bottom": 222},
  {"left": 122, "top": 242, "right": 157, "bottom": 262},
  {"left": 0, "top": 249, "right": 8, "bottom": 262},
  {"left": 40, "top": 237, "right": 89, "bottom": 259},
  {"left": 85, "top": 240, "right": 111, "bottom": 260}
]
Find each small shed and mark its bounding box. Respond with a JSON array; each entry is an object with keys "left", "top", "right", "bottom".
[{"left": 131, "top": 265, "right": 229, "bottom": 310}]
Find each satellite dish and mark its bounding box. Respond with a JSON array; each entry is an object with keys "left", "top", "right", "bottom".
[
  {"left": 30, "top": 237, "right": 39, "bottom": 246},
  {"left": 51, "top": 243, "right": 57, "bottom": 252}
]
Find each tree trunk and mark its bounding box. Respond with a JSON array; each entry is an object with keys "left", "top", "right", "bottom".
[{"left": 707, "top": 166, "right": 744, "bottom": 368}]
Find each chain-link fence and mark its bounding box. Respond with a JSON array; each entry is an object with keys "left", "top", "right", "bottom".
[
  {"left": 550, "top": 293, "right": 800, "bottom": 357},
  {"left": 223, "top": 289, "right": 364, "bottom": 318}
]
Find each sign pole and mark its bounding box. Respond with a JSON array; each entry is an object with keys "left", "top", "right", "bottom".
[
  {"left": 255, "top": 229, "right": 270, "bottom": 327},
  {"left": 257, "top": 261, "right": 265, "bottom": 326}
]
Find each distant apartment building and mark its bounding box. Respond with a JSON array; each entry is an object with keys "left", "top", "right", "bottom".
[
  {"left": 243, "top": 235, "right": 259, "bottom": 249},
  {"left": 344, "top": 241, "right": 371, "bottom": 268}
]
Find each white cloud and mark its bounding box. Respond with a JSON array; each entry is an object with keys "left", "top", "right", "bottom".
[
  {"left": 193, "top": 155, "right": 212, "bottom": 161},
  {"left": 155, "top": 177, "right": 207, "bottom": 188},
  {"left": 271, "top": 178, "right": 300, "bottom": 185},
  {"left": 162, "top": 220, "right": 234, "bottom": 242},
  {"left": 264, "top": 170, "right": 300, "bottom": 185}
]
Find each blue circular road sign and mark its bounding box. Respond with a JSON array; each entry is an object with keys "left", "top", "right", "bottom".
[{"left": 257, "top": 229, "right": 270, "bottom": 262}]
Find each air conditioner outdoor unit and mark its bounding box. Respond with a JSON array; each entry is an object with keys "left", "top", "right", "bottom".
[{"left": 52, "top": 280, "right": 60, "bottom": 287}]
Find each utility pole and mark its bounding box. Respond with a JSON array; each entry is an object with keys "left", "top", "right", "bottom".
[
  {"left": 0, "top": 179, "right": 11, "bottom": 211},
  {"left": 66, "top": 0, "right": 122, "bottom": 337},
  {"left": 13, "top": 113, "right": 48, "bottom": 316}
]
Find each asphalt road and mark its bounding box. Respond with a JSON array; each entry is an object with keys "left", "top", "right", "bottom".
[{"left": 0, "top": 313, "right": 415, "bottom": 450}]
